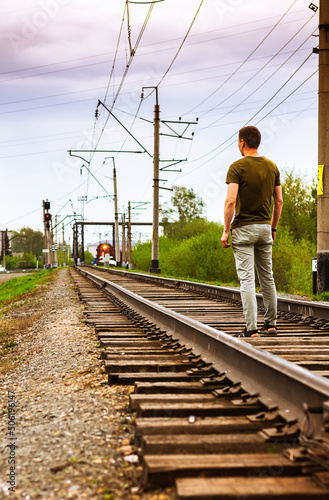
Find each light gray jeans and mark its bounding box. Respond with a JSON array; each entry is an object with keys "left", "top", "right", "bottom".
[{"left": 231, "top": 224, "right": 277, "bottom": 332}]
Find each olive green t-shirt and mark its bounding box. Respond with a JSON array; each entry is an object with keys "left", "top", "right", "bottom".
[{"left": 226, "top": 156, "right": 280, "bottom": 229}]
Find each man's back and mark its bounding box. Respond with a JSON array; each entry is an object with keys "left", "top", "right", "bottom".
[{"left": 226, "top": 156, "right": 280, "bottom": 229}]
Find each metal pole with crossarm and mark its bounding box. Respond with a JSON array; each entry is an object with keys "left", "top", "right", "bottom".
[
  {"left": 150, "top": 87, "right": 161, "bottom": 273},
  {"left": 317, "top": 0, "right": 329, "bottom": 292}
]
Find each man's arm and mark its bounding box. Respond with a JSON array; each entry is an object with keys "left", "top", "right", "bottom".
[
  {"left": 221, "top": 183, "right": 239, "bottom": 248},
  {"left": 271, "top": 185, "right": 283, "bottom": 241}
]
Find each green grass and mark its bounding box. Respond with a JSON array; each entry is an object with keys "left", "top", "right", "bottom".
[
  {"left": 312, "top": 291, "right": 329, "bottom": 302},
  {"left": 0, "top": 268, "right": 57, "bottom": 308}
]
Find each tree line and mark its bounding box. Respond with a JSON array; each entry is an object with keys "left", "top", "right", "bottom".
[
  {"left": 132, "top": 169, "right": 317, "bottom": 296},
  {"left": 1, "top": 227, "right": 44, "bottom": 269}
]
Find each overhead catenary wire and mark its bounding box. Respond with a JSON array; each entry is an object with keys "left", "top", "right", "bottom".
[
  {"left": 0, "top": 8, "right": 311, "bottom": 80},
  {"left": 179, "top": 48, "right": 319, "bottom": 174},
  {"left": 187, "top": 0, "right": 299, "bottom": 114},
  {"left": 201, "top": 27, "right": 318, "bottom": 131},
  {"left": 0, "top": 15, "right": 312, "bottom": 86},
  {"left": 156, "top": 0, "right": 205, "bottom": 87},
  {"left": 88, "top": 1, "right": 157, "bottom": 165},
  {"left": 73, "top": 1, "right": 157, "bottom": 208},
  {"left": 246, "top": 51, "right": 315, "bottom": 125},
  {"left": 179, "top": 69, "right": 318, "bottom": 180},
  {"left": 0, "top": 91, "right": 316, "bottom": 154},
  {"left": 103, "top": 2, "right": 127, "bottom": 106},
  {"left": 0, "top": 52, "right": 314, "bottom": 121},
  {"left": 200, "top": 13, "right": 317, "bottom": 125},
  {"left": 0, "top": 48, "right": 308, "bottom": 107}
]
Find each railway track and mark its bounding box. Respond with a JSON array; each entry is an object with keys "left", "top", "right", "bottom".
[
  {"left": 71, "top": 266, "right": 329, "bottom": 499},
  {"left": 82, "top": 266, "right": 329, "bottom": 380}
]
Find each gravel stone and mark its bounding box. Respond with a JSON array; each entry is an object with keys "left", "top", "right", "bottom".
[{"left": 0, "top": 268, "right": 175, "bottom": 500}]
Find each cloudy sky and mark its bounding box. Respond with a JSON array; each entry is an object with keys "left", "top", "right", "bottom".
[{"left": 0, "top": 0, "right": 319, "bottom": 246}]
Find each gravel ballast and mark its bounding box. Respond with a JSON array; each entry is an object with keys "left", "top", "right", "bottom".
[{"left": 0, "top": 268, "right": 175, "bottom": 500}]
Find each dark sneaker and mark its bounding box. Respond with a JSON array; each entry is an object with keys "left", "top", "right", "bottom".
[
  {"left": 235, "top": 327, "right": 259, "bottom": 338},
  {"left": 260, "top": 323, "right": 277, "bottom": 336}
]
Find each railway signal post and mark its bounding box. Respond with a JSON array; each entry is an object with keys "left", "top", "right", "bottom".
[{"left": 318, "top": 0, "right": 329, "bottom": 292}]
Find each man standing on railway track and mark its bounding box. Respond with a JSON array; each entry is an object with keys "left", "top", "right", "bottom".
[{"left": 221, "top": 126, "right": 283, "bottom": 338}]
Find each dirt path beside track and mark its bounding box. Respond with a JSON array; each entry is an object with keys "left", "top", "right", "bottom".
[{"left": 0, "top": 267, "right": 174, "bottom": 500}]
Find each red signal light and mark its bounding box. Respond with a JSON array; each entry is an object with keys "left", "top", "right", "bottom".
[{"left": 45, "top": 213, "right": 51, "bottom": 221}]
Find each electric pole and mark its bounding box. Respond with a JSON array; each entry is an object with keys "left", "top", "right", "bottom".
[
  {"left": 62, "top": 223, "right": 66, "bottom": 266},
  {"left": 121, "top": 214, "right": 126, "bottom": 265},
  {"left": 73, "top": 223, "right": 78, "bottom": 266},
  {"left": 127, "top": 202, "right": 132, "bottom": 269},
  {"left": 318, "top": 0, "right": 329, "bottom": 292},
  {"left": 54, "top": 215, "right": 58, "bottom": 266},
  {"left": 113, "top": 161, "right": 120, "bottom": 265},
  {"left": 43, "top": 200, "right": 51, "bottom": 268},
  {"left": 142, "top": 87, "right": 198, "bottom": 273},
  {"left": 150, "top": 87, "right": 161, "bottom": 273},
  {"left": 1, "top": 230, "right": 7, "bottom": 269}
]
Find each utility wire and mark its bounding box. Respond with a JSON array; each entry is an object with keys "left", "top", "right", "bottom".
[
  {"left": 183, "top": 49, "right": 318, "bottom": 171},
  {"left": 201, "top": 26, "right": 317, "bottom": 130},
  {"left": 201, "top": 13, "right": 317, "bottom": 122},
  {"left": 181, "top": 69, "right": 318, "bottom": 179},
  {"left": 89, "top": 1, "right": 156, "bottom": 164},
  {"left": 127, "top": 1, "right": 133, "bottom": 56},
  {"left": 103, "top": 2, "right": 127, "bottom": 106},
  {"left": 112, "top": 2, "right": 155, "bottom": 106},
  {"left": 115, "top": 96, "right": 145, "bottom": 157},
  {"left": 0, "top": 17, "right": 311, "bottom": 86},
  {"left": 254, "top": 69, "right": 318, "bottom": 125},
  {"left": 187, "top": 0, "right": 299, "bottom": 114},
  {"left": 0, "top": 11, "right": 311, "bottom": 85},
  {"left": 0, "top": 207, "right": 41, "bottom": 229},
  {"left": 246, "top": 51, "right": 315, "bottom": 124},
  {"left": 0, "top": 52, "right": 312, "bottom": 118},
  {"left": 157, "top": 0, "right": 205, "bottom": 87}
]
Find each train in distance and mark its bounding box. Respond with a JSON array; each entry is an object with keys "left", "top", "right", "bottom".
[{"left": 94, "top": 242, "right": 116, "bottom": 266}]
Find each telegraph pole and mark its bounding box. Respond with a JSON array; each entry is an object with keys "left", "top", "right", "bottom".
[
  {"left": 150, "top": 87, "right": 161, "bottom": 273},
  {"left": 1, "top": 230, "right": 7, "bottom": 269},
  {"left": 43, "top": 200, "right": 50, "bottom": 268},
  {"left": 54, "top": 215, "right": 58, "bottom": 266},
  {"left": 81, "top": 224, "right": 85, "bottom": 262},
  {"left": 73, "top": 223, "right": 78, "bottom": 265},
  {"left": 62, "top": 223, "right": 66, "bottom": 266},
  {"left": 318, "top": 0, "right": 329, "bottom": 292},
  {"left": 127, "top": 202, "right": 132, "bottom": 269},
  {"left": 43, "top": 200, "right": 46, "bottom": 267},
  {"left": 50, "top": 219, "right": 54, "bottom": 268},
  {"left": 121, "top": 214, "right": 126, "bottom": 266},
  {"left": 113, "top": 161, "right": 120, "bottom": 265}
]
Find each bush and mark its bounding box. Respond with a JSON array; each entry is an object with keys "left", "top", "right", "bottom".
[
  {"left": 4, "top": 255, "right": 20, "bottom": 271},
  {"left": 163, "top": 218, "right": 211, "bottom": 240},
  {"left": 272, "top": 228, "right": 315, "bottom": 295},
  {"left": 4, "top": 253, "right": 37, "bottom": 270},
  {"left": 132, "top": 221, "right": 316, "bottom": 296},
  {"left": 18, "top": 253, "right": 37, "bottom": 269},
  {"left": 132, "top": 241, "right": 152, "bottom": 271},
  {"left": 83, "top": 250, "right": 95, "bottom": 265},
  {"left": 132, "top": 222, "right": 237, "bottom": 284}
]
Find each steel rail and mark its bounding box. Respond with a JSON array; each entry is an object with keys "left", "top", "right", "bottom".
[
  {"left": 84, "top": 265, "right": 329, "bottom": 321},
  {"left": 77, "top": 266, "right": 329, "bottom": 427}
]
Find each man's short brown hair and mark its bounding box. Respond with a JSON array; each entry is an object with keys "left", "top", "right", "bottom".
[{"left": 239, "top": 126, "right": 261, "bottom": 149}]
